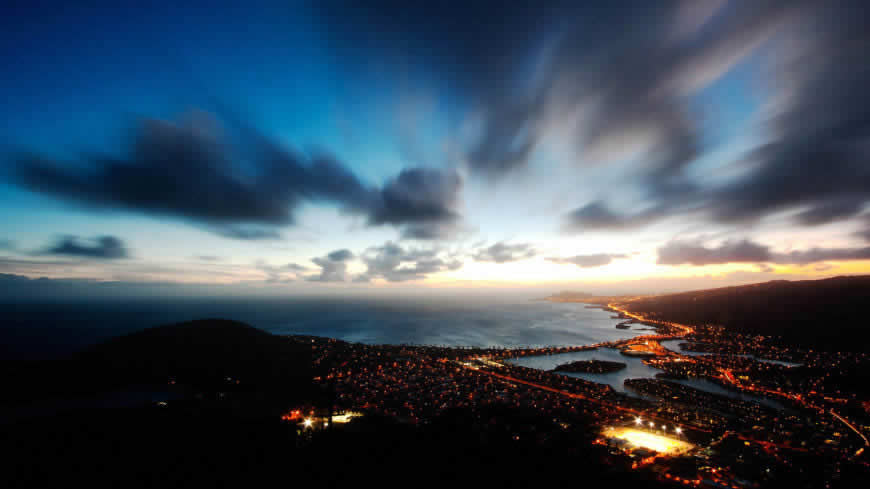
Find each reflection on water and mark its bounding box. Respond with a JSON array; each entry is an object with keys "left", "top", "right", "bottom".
[
  {"left": 509, "top": 348, "right": 788, "bottom": 409},
  {"left": 507, "top": 348, "right": 660, "bottom": 395},
  {"left": 2, "top": 298, "right": 646, "bottom": 359},
  {"left": 665, "top": 378, "right": 787, "bottom": 410},
  {"left": 659, "top": 340, "right": 802, "bottom": 367},
  {"left": 659, "top": 339, "right": 710, "bottom": 357}
]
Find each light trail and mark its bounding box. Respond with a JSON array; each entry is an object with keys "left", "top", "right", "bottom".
[{"left": 831, "top": 409, "right": 870, "bottom": 452}]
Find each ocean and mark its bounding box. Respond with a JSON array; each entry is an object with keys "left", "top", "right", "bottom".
[{"left": 0, "top": 296, "right": 643, "bottom": 360}]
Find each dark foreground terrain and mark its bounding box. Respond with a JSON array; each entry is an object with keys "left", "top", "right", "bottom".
[
  {"left": 2, "top": 319, "right": 666, "bottom": 489},
  {"left": 3, "top": 309, "right": 868, "bottom": 488}
]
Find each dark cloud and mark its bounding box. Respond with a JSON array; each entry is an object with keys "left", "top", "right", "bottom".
[
  {"left": 556, "top": 2, "right": 870, "bottom": 232},
  {"left": 794, "top": 198, "right": 867, "bottom": 226},
  {"left": 9, "top": 116, "right": 364, "bottom": 233},
  {"left": 562, "top": 201, "right": 666, "bottom": 233},
  {"left": 8, "top": 114, "right": 463, "bottom": 241},
  {"left": 321, "top": 1, "right": 851, "bottom": 234},
  {"left": 307, "top": 249, "right": 355, "bottom": 282},
  {"left": 775, "top": 247, "right": 870, "bottom": 266},
  {"left": 367, "top": 168, "right": 463, "bottom": 240},
  {"left": 317, "top": 1, "right": 799, "bottom": 183},
  {"left": 546, "top": 253, "right": 627, "bottom": 268},
  {"left": 327, "top": 249, "right": 354, "bottom": 262},
  {"left": 472, "top": 242, "right": 536, "bottom": 264},
  {"left": 356, "top": 241, "right": 462, "bottom": 282},
  {"left": 658, "top": 239, "right": 771, "bottom": 266},
  {"left": 657, "top": 238, "right": 870, "bottom": 266},
  {"left": 43, "top": 235, "right": 128, "bottom": 260},
  {"left": 705, "top": 2, "right": 870, "bottom": 227}
]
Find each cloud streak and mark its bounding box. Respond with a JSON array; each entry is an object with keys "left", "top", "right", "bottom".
[
  {"left": 657, "top": 238, "right": 870, "bottom": 266},
  {"left": 42, "top": 235, "right": 128, "bottom": 260},
  {"left": 8, "top": 113, "right": 464, "bottom": 241},
  {"left": 472, "top": 242, "right": 536, "bottom": 263},
  {"left": 547, "top": 253, "right": 627, "bottom": 268}
]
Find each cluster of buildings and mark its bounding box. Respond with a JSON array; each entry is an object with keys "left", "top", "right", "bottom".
[{"left": 285, "top": 307, "right": 868, "bottom": 488}]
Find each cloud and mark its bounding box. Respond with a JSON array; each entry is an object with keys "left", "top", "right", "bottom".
[
  {"left": 562, "top": 201, "right": 666, "bottom": 233},
  {"left": 657, "top": 238, "right": 870, "bottom": 266},
  {"left": 8, "top": 113, "right": 464, "bottom": 241},
  {"left": 793, "top": 198, "right": 867, "bottom": 226},
  {"left": 307, "top": 249, "right": 355, "bottom": 282},
  {"left": 657, "top": 239, "right": 771, "bottom": 266},
  {"left": 564, "top": 2, "right": 870, "bottom": 233},
  {"left": 321, "top": 1, "right": 866, "bottom": 235},
  {"left": 356, "top": 241, "right": 462, "bottom": 282},
  {"left": 214, "top": 227, "right": 283, "bottom": 241},
  {"left": 255, "top": 260, "right": 311, "bottom": 283},
  {"left": 316, "top": 1, "right": 797, "bottom": 182},
  {"left": 42, "top": 235, "right": 128, "bottom": 260},
  {"left": 9, "top": 115, "right": 366, "bottom": 234},
  {"left": 857, "top": 220, "right": 870, "bottom": 242},
  {"left": 367, "top": 168, "right": 463, "bottom": 240},
  {"left": 775, "top": 247, "right": 870, "bottom": 266},
  {"left": 546, "top": 253, "right": 627, "bottom": 268},
  {"left": 472, "top": 242, "right": 536, "bottom": 263},
  {"left": 327, "top": 249, "right": 353, "bottom": 262},
  {"left": 284, "top": 263, "right": 310, "bottom": 272},
  {"left": 704, "top": 2, "right": 870, "bottom": 227},
  {"left": 0, "top": 239, "right": 15, "bottom": 251}
]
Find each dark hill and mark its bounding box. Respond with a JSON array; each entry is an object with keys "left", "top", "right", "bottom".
[
  {"left": 624, "top": 275, "right": 870, "bottom": 350},
  {"left": 2, "top": 319, "right": 318, "bottom": 404},
  {"left": 76, "top": 318, "right": 312, "bottom": 383}
]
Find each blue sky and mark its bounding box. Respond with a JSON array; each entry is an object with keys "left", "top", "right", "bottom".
[{"left": 2, "top": 1, "right": 870, "bottom": 296}]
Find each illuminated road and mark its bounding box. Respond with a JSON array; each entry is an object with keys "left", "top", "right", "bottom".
[{"left": 831, "top": 409, "right": 870, "bottom": 456}]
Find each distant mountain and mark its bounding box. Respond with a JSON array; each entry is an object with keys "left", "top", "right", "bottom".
[{"left": 623, "top": 275, "right": 870, "bottom": 350}]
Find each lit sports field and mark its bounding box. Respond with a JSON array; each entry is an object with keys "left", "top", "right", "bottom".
[{"left": 606, "top": 427, "right": 694, "bottom": 455}]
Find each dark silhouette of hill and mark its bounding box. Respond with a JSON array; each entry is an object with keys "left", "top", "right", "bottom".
[
  {"left": 624, "top": 275, "right": 870, "bottom": 350},
  {"left": 4, "top": 404, "right": 675, "bottom": 489},
  {"left": 2, "top": 319, "right": 318, "bottom": 405}
]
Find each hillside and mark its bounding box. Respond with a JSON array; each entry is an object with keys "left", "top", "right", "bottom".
[
  {"left": 2, "top": 319, "right": 318, "bottom": 404},
  {"left": 623, "top": 275, "right": 870, "bottom": 350}
]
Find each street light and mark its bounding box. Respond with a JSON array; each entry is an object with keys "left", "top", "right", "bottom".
[
  {"left": 303, "top": 418, "right": 313, "bottom": 428},
  {"left": 635, "top": 417, "right": 643, "bottom": 425}
]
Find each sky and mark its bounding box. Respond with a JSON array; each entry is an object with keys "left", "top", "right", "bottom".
[{"left": 2, "top": 0, "right": 870, "bottom": 298}]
